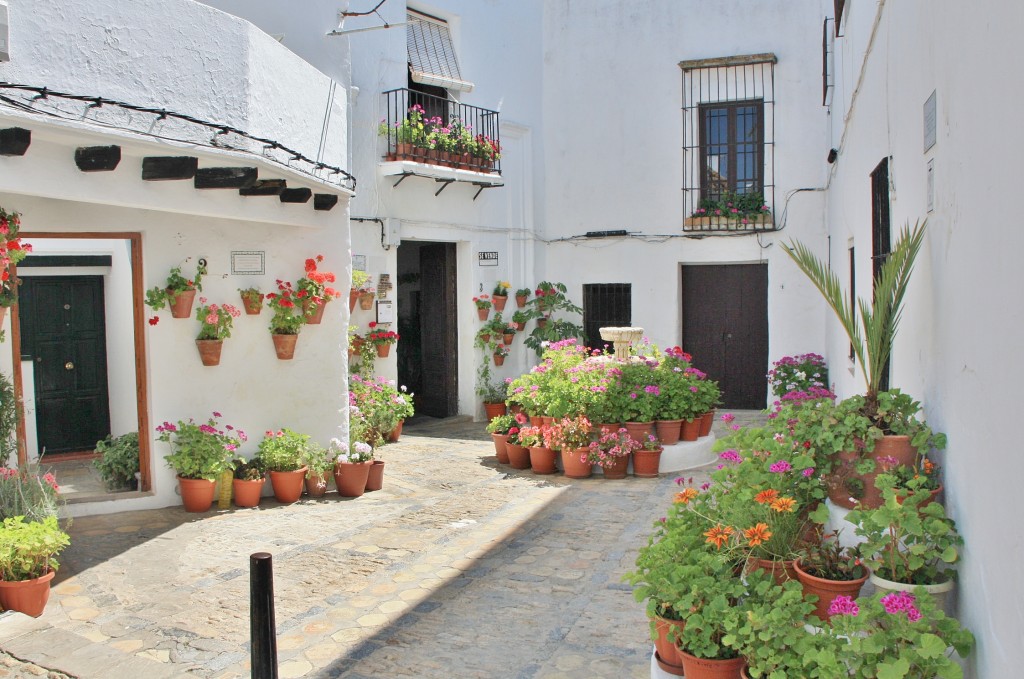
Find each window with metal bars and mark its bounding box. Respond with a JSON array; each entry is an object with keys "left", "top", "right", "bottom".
[{"left": 583, "top": 284, "right": 631, "bottom": 350}]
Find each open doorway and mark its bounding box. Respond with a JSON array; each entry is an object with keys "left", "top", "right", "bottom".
[
  {"left": 396, "top": 241, "right": 458, "bottom": 418},
  {"left": 14, "top": 235, "right": 150, "bottom": 500}
]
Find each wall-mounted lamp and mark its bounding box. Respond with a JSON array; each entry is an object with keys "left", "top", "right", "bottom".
[{"left": 827, "top": 148, "right": 839, "bottom": 164}]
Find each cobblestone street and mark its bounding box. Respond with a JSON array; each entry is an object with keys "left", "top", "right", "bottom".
[{"left": 0, "top": 417, "right": 727, "bottom": 679}]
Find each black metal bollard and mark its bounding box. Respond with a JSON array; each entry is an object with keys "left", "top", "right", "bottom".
[{"left": 250, "top": 552, "right": 278, "bottom": 679}]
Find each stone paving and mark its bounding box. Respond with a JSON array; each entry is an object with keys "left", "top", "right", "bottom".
[{"left": 0, "top": 415, "right": 757, "bottom": 678}]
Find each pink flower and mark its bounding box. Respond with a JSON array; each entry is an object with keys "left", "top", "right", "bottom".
[
  {"left": 827, "top": 596, "right": 859, "bottom": 617},
  {"left": 802, "top": 467, "right": 815, "bottom": 477},
  {"left": 769, "top": 460, "right": 792, "bottom": 473},
  {"left": 719, "top": 450, "right": 742, "bottom": 463},
  {"left": 721, "top": 413, "right": 735, "bottom": 423}
]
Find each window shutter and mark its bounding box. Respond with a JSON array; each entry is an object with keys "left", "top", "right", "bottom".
[{"left": 407, "top": 11, "right": 474, "bottom": 93}]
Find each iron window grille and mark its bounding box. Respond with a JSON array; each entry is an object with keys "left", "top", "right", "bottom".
[
  {"left": 583, "top": 284, "right": 631, "bottom": 350},
  {"left": 681, "top": 54, "right": 776, "bottom": 233}
]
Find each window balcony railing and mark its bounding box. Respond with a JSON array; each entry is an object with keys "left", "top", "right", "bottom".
[{"left": 381, "top": 88, "right": 501, "bottom": 175}]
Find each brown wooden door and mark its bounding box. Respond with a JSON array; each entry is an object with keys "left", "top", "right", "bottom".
[
  {"left": 417, "top": 243, "right": 458, "bottom": 417},
  {"left": 681, "top": 264, "right": 768, "bottom": 409}
]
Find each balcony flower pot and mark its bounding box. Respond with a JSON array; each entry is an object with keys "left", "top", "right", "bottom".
[
  {"left": 272, "top": 333, "right": 298, "bottom": 360},
  {"left": 793, "top": 558, "right": 868, "bottom": 622},
  {"left": 561, "top": 447, "right": 592, "bottom": 479},
  {"left": 195, "top": 339, "right": 223, "bottom": 367},
  {"left": 232, "top": 478, "right": 265, "bottom": 508},
  {"left": 0, "top": 570, "right": 56, "bottom": 618},
  {"left": 506, "top": 443, "right": 530, "bottom": 470},
  {"left": 269, "top": 467, "right": 307, "bottom": 504},
  {"left": 178, "top": 476, "right": 216, "bottom": 512},
  {"left": 334, "top": 460, "right": 373, "bottom": 498},
  {"left": 365, "top": 460, "right": 385, "bottom": 492},
  {"left": 528, "top": 446, "right": 557, "bottom": 474}
]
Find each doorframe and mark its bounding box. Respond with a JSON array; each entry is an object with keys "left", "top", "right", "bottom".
[{"left": 11, "top": 232, "right": 151, "bottom": 491}]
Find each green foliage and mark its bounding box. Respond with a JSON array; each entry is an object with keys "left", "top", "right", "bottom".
[
  {"left": 351, "top": 269, "right": 373, "bottom": 293},
  {"left": 0, "top": 516, "right": 70, "bottom": 580},
  {"left": 157, "top": 413, "right": 243, "bottom": 480},
  {"left": 232, "top": 457, "right": 265, "bottom": 481},
  {"left": 523, "top": 282, "right": 585, "bottom": 354},
  {"left": 0, "top": 371, "right": 18, "bottom": 465},
  {"left": 265, "top": 280, "right": 306, "bottom": 335},
  {"left": 93, "top": 432, "right": 140, "bottom": 490},
  {"left": 301, "top": 443, "right": 335, "bottom": 475},
  {"left": 0, "top": 465, "right": 62, "bottom": 521},
  {"left": 783, "top": 221, "right": 927, "bottom": 410},
  {"left": 828, "top": 589, "right": 974, "bottom": 678},
  {"left": 848, "top": 475, "right": 962, "bottom": 585},
  {"left": 798, "top": 528, "right": 864, "bottom": 581},
  {"left": 485, "top": 414, "right": 516, "bottom": 435},
  {"left": 144, "top": 261, "right": 206, "bottom": 311},
  {"left": 475, "top": 363, "right": 508, "bottom": 403},
  {"left": 256, "top": 428, "right": 310, "bottom": 472},
  {"left": 349, "top": 375, "right": 412, "bottom": 447},
  {"left": 694, "top": 191, "right": 771, "bottom": 221},
  {"left": 194, "top": 300, "right": 241, "bottom": 341}
]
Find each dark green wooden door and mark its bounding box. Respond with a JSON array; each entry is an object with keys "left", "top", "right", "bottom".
[
  {"left": 20, "top": 277, "right": 111, "bottom": 454},
  {"left": 418, "top": 243, "right": 457, "bottom": 418}
]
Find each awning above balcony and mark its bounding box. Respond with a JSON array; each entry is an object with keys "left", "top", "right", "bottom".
[{"left": 407, "top": 10, "right": 474, "bottom": 93}]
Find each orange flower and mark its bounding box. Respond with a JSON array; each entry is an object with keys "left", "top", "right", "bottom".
[
  {"left": 703, "top": 524, "right": 734, "bottom": 549},
  {"left": 754, "top": 489, "right": 779, "bottom": 504},
  {"left": 743, "top": 523, "right": 772, "bottom": 547},
  {"left": 923, "top": 459, "right": 936, "bottom": 475},
  {"left": 769, "top": 497, "right": 797, "bottom": 513},
  {"left": 674, "top": 488, "right": 699, "bottom": 504}
]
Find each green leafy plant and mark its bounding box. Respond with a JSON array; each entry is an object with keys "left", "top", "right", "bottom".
[
  {"left": 0, "top": 465, "right": 61, "bottom": 521},
  {"left": 145, "top": 260, "right": 206, "bottom": 311},
  {"left": 797, "top": 527, "right": 864, "bottom": 581},
  {"left": 194, "top": 298, "right": 241, "bottom": 341},
  {"left": 351, "top": 269, "right": 374, "bottom": 294},
  {"left": 782, "top": 221, "right": 927, "bottom": 416},
  {"left": 302, "top": 443, "right": 335, "bottom": 475},
  {"left": 349, "top": 375, "right": 411, "bottom": 446},
  {"left": 265, "top": 279, "right": 307, "bottom": 335},
  {"left": 693, "top": 191, "right": 771, "bottom": 223},
  {"left": 586, "top": 427, "right": 641, "bottom": 467},
  {"left": 847, "top": 475, "right": 962, "bottom": 585},
  {"left": 475, "top": 363, "right": 508, "bottom": 403},
  {"left": 93, "top": 432, "right": 140, "bottom": 491},
  {"left": 492, "top": 280, "right": 510, "bottom": 297},
  {"left": 0, "top": 516, "right": 70, "bottom": 581},
  {"left": 0, "top": 371, "right": 19, "bottom": 464},
  {"left": 232, "top": 457, "right": 265, "bottom": 481},
  {"left": 156, "top": 412, "right": 245, "bottom": 480},
  {"left": 546, "top": 415, "right": 592, "bottom": 450},
  {"left": 238, "top": 287, "right": 263, "bottom": 306},
  {"left": 256, "top": 428, "right": 309, "bottom": 472},
  {"left": 768, "top": 353, "right": 829, "bottom": 398},
  {"left": 828, "top": 589, "right": 974, "bottom": 678},
  {"left": 485, "top": 414, "right": 516, "bottom": 435},
  {"left": 0, "top": 207, "right": 30, "bottom": 308},
  {"left": 523, "top": 282, "right": 585, "bottom": 354}
]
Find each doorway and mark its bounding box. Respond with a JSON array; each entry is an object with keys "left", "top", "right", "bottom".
[
  {"left": 681, "top": 263, "right": 768, "bottom": 409},
  {"left": 396, "top": 241, "right": 458, "bottom": 418},
  {"left": 20, "top": 275, "right": 111, "bottom": 454}
]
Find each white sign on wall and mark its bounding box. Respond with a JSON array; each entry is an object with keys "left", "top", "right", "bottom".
[
  {"left": 478, "top": 251, "right": 498, "bottom": 267},
  {"left": 230, "top": 251, "right": 265, "bottom": 275}
]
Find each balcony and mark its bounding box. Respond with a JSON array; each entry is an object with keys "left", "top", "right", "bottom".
[{"left": 379, "top": 89, "right": 503, "bottom": 197}]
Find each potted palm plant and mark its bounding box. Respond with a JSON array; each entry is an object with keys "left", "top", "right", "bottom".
[{"left": 256, "top": 428, "right": 309, "bottom": 504}]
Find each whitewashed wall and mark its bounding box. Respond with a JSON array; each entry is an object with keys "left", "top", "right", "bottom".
[
  {"left": 0, "top": 0, "right": 353, "bottom": 514},
  {"left": 823, "top": 0, "right": 1024, "bottom": 675}
]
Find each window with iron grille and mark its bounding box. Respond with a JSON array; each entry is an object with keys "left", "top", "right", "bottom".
[
  {"left": 583, "top": 284, "right": 631, "bottom": 350},
  {"left": 681, "top": 54, "right": 776, "bottom": 233}
]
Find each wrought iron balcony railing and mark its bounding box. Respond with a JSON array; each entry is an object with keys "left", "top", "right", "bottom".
[{"left": 381, "top": 88, "right": 501, "bottom": 175}]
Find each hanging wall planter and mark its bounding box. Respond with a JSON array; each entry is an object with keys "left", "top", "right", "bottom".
[
  {"left": 272, "top": 334, "right": 298, "bottom": 360},
  {"left": 195, "top": 339, "right": 223, "bottom": 367}
]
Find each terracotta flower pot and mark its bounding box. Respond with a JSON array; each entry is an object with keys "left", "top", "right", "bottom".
[
  {"left": 240, "top": 293, "right": 263, "bottom": 315},
  {"left": 502, "top": 332, "right": 514, "bottom": 344},
  {"left": 677, "top": 648, "right": 746, "bottom": 679},
  {"left": 680, "top": 418, "right": 700, "bottom": 441},
  {"left": 655, "top": 419, "right": 683, "bottom": 445},
  {"left": 601, "top": 454, "right": 630, "bottom": 479},
  {"left": 491, "top": 433, "right": 510, "bottom": 463},
  {"left": 492, "top": 294, "right": 507, "bottom": 311},
  {"left": 528, "top": 446, "right": 557, "bottom": 474},
  {"left": 177, "top": 476, "right": 216, "bottom": 512},
  {"left": 505, "top": 443, "right": 530, "bottom": 470},
  {"left": 539, "top": 416, "right": 555, "bottom": 426},
  {"left": 359, "top": 291, "right": 375, "bottom": 310},
  {"left": 303, "top": 299, "right": 327, "bottom": 324},
  {"left": 169, "top": 288, "right": 197, "bottom": 319},
  {"left": 623, "top": 421, "right": 653, "bottom": 444},
  {"left": 269, "top": 467, "right": 307, "bottom": 504},
  {"left": 304, "top": 472, "right": 329, "bottom": 498},
  {"left": 895, "top": 483, "right": 943, "bottom": 508},
  {"left": 493, "top": 353, "right": 505, "bottom": 366},
  {"left": 830, "top": 435, "right": 917, "bottom": 509},
  {"left": 477, "top": 307, "right": 489, "bottom": 321},
  {"left": 595, "top": 422, "right": 624, "bottom": 436},
  {"left": 232, "top": 478, "right": 265, "bottom": 508},
  {"left": 793, "top": 558, "right": 868, "bottom": 622},
  {"left": 483, "top": 402, "right": 507, "bottom": 420},
  {"left": 512, "top": 321, "right": 526, "bottom": 331},
  {"left": 0, "top": 570, "right": 55, "bottom": 618},
  {"left": 653, "top": 614, "right": 686, "bottom": 676},
  {"left": 348, "top": 289, "right": 360, "bottom": 312},
  {"left": 633, "top": 448, "right": 663, "bottom": 478},
  {"left": 272, "top": 333, "right": 298, "bottom": 360},
  {"left": 195, "top": 339, "right": 223, "bottom": 366},
  {"left": 745, "top": 556, "right": 798, "bottom": 586},
  {"left": 529, "top": 415, "right": 544, "bottom": 427},
  {"left": 348, "top": 337, "right": 364, "bottom": 358},
  {"left": 699, "top": 410, "right": 715, "bottom": 437},
  {"left": 376, "top": 343, "right": 391, "bottom": 358},
  {"left": 334, "top": 461, "right": 373, "bottom": 497},
  {"left": 515, "top": 294, "right": 528, "bottom": 308},
  {"left": 388, "top": 420, "right": 404, "bottom": 442},
  {"left": 561, "top": 446, "right": 592, "bottom": 479},
  {"left": 364, "top": 460, "right": 385, "bottom": 492}
]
